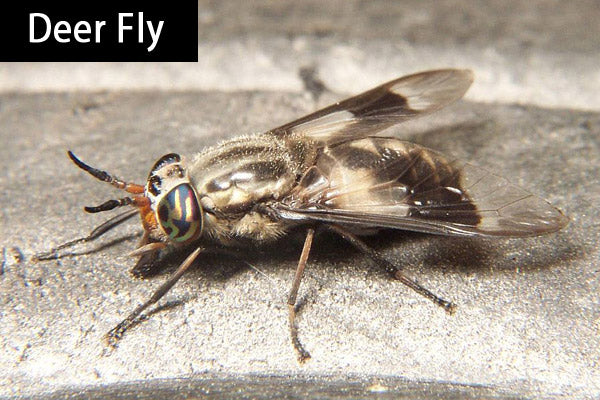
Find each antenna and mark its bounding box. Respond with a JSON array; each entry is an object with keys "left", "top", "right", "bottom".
[
  {"left": 84, "top": 196, "right": 149, "bottom": 213},
  {"left": 68, "top": 151, "right": 145, "bottom": 194}
]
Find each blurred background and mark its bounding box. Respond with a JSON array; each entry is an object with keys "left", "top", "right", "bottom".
[{"left": 1, "top": 0, "right": 599, "bottom": 111}]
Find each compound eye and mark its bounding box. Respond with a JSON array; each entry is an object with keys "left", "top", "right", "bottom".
[{"left": 156, "top": 183, "right": 203, "bottom": 243}]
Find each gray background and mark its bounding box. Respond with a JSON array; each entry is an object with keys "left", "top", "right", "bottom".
[{"left": 0, "top": 1, "right": 598, "bottom": 399}]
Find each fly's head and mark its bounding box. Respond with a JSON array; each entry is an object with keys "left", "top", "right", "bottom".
[
  {"left": 144, "top": 153, "right": 204, "bottom": 245},
  {"left": 66, "top": 151, "right": 204, "bottom": 248}
]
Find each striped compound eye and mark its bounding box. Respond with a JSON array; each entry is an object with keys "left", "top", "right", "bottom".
[{"left": 156, "top": 183, "right": 203, "bottom": 243}]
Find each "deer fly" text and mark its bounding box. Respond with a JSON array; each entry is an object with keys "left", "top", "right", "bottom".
[{"left": 29, "top": 12, "right": 164, "bottom": 52}]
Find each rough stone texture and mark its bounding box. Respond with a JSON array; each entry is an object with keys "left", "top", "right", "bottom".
[
  {"left": 1, "top": 91, "right": 598, "bottom": 399},
  {"left": 1, "top": 1, "right": 599, "bottom": 399}
]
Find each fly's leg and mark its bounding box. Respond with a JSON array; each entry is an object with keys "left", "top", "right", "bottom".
[
  {"left": 129, "top": 247, "right": 163, "bottom": 279},
  {"left": 34, "top": 209, "right": 139, "bottom": 261},
  {"left": 106, "top": 247, "right": 204, "bottom": 347},
  {"left": 287, "top": 228, "right": 315, "bottom": 363},
  {"left": 326, "top": 225, "right": 456, "bottom": 313},
  {"left": 129, "top": 232, "right": 166, "bottom": 278}
]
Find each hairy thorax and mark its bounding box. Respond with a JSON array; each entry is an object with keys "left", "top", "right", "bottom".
[{"left": 187, "top": 134, "right": 305, "bottom": 244}]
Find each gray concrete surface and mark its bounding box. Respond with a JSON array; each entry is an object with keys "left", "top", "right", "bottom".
[
  {"left": 1, "top": 91, "right": 599, "bottom": 399},
  {"left": 1, "top": 1, "right": 599, "bottom": 399}
]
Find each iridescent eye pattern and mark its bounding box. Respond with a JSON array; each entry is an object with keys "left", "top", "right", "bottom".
[{"left": 157, "top": 183, "right": 202, "bottom": 243}]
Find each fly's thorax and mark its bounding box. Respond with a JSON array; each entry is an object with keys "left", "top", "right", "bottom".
[
  {"left": 187, "top": 134, "right": 302, "bottom": 216},
  {"left": 144, "top": 153, "right": 203, "bottom": 244}
]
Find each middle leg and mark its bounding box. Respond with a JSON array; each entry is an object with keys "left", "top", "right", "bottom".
[{"left": 287, "top": 227, "right": 315, "bottom": 363}]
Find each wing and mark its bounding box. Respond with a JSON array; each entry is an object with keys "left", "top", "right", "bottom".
[
  {"left": 267, "top": 69, "right": 473, "bottom": 147},
  {"left": 274, "top": 138, "right": 568, "bottom": 237}
]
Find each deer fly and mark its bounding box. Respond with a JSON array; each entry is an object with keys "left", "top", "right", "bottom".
[{"left": 37, "top": 69, "right": 568, "bottom": 362}]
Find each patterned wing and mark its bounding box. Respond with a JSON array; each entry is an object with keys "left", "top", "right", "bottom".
[
  {"left": 268, "top": 69, "right": 473, "bottom": 146},
  {"left": 275, "top": 138, "right": 568, "bottom": 237}
]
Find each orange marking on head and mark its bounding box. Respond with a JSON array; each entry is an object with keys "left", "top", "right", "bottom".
[{"left": 139, "top": 204, "right": 158, "bottom": 233}]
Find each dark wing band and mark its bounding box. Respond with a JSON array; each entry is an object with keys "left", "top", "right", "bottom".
[{"left": 267, "top": 69, "right": 474, "bottom": 146}]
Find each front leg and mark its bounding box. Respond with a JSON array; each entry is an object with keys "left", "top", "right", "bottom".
[{"left": 106, "top": 247, "right": 204, "bottom": 347}]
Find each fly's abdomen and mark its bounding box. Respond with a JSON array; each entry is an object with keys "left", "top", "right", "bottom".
[{"left": 299, "top": 137, "right": 479, "bottom": 225}]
